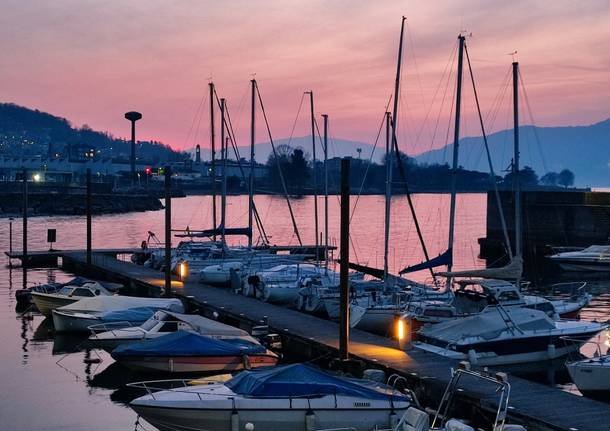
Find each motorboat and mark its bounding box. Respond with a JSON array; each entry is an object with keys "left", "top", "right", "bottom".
[
  {"left": 548, "top": 245, "right": 610, "bottom": 272},
  {"left": 31, "top": 279, "right": 119, "bottom": 316},
  {"left": 566, "top": 340, "right": 610, "bottom": 399},
  {"left": 88, "top": 310, "right": 258, "bottom": 351},
  {"left": 243, "top": 263, "right": 326, "bottom": 301},
  {"left": 412, "top": 306, "right": 606, "bottom": 366},
  {"left": 128, "top": 362, "right": 526, "bottom": 431},
  {"left": 51, "top": 296, "right": 184, "bottom": 332},
  {"left": 111, "top": 330, "right": 278, "bottom": 373},
  {"left": 128, "top": 363, "right": 412, "bottom": 431}
]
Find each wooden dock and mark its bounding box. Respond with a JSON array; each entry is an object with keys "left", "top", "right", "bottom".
[
  {"left": 49, "top": 251, "right": 610, "bottom": 431},
  {"left": 5, "top": 248, "right": 141, "bottom": 266}
]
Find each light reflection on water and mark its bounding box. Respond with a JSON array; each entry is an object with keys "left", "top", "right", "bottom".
[{"left": 0, "top": 195, "right": 609, "bottom": 430}]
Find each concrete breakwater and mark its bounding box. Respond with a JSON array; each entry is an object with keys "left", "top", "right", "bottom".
[{"left": 0, "top": 191, "right": 162, "bottom": 216}]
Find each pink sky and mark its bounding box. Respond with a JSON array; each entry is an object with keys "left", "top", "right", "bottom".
[{"left": 1, "top": 0, "right": 608, "bottom": 155}]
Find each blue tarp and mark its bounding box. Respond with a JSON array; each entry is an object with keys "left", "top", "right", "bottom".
[
  {"left": 225, "top": 363, "right": 408, "bottom": 401},
  {"left": 99, "top": 307, "right": 163, "bottom": 324},
  {"left": 112, "top": 330, "right": 266, "bottom": 358},
  {"left": 399, "top": 248, "right": 452, "bottom": 275}
]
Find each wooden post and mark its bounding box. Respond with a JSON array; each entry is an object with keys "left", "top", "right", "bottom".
[
  {"left": 339, "top": 158, "right": 350, "bottom": 360},
  {"left": 22, "top": 168, "right": 28, "bottom": 288},
  {"left": 86, "top": 168, "right": 92, "bottom": 265},
  {"left": 164, "top": 166, "right": 172, "bottom": 297}
]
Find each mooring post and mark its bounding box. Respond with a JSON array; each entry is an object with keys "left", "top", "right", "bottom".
[
  {"left": 22, "top": 168, "right": 28, "bottom": 288},
  {"left": 164, "top": 166, "right": 172, "bottom": 297},
  {"left": 86, "top": 168, "right": 92, "bottom": 265},
  {"left": 9, "top": 217, "right": 13, "bottom": 268},
  {"left": 339, "top": 158, "right": 350, "bottom": 360}
]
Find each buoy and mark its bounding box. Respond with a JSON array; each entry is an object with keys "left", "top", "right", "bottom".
[
  {"left": 467, "top": 349, "right": 478, "bottom": 365},
  {"left": 230, "top": 409, "right": 239, "bottom": 431},
  {"left": 305, "top": 409, "right": 317, "bottom": 431}
]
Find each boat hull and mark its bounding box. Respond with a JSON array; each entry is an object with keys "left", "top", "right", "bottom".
[
  {"left": 567, "top": 360, "right": 610, "bottom": 397},
  {"left": 52, "top": 311, "right": 102, "bottom": 332},
  {"left": 116, "top": 353, "right": 278, "bottom": 373},
  {"left": 31, "top": 293, "right": 78, "bottom": 316},
  {"left": 552, "top": 259, "right": 610, "bottom": 272},
  {"left": 353, "top": 309, "right": 397, "bottom": 335}
]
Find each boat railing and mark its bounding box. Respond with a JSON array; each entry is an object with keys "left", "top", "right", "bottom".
[
  {"left": 560, "top": 336, "right": 608, "bottom": 360},
  {"left": 87, "top": 321, "right": 137, "bottom": 336},
  {"left": 127, "top": 379, "right": 225, "bottom": 400},
  {"left": 548, "top": 281, "right": 588, "bottom": 299}
]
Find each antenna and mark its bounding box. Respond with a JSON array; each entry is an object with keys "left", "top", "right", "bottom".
[{"left": 508, "top": 50, "right": 518, "bottom": 62}]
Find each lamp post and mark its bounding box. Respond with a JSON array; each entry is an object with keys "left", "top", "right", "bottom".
[{"left": 124, "top": 111, "right": 142, "bottom": 186}]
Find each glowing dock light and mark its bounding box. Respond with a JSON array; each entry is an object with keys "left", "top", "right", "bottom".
[
  {"left": 395, "top": 316, "right": 411, "bottom": 350},
  {"left": 397, "top": 318, "right": 406, "bottom": 341},
  {"left": 32, "top": 173, "right": 41, "bottom": 182},
  {"left": 179, "top": 261, "right": 188, "bottom": 280}
]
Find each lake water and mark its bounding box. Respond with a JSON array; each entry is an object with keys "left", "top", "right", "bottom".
[{"left": 1, "top": 194, "right": 608, "bottom": 430}]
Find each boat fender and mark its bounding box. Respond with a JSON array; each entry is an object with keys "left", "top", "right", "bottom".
[
  {"left": 244, "top": 423, "right": 254, "bottom": 431},
  {"left": 230, "top": 409, "right": 240, "bottom": 431},
  {"left": 305, "top": 409, "right": 317, "bottom": 431},
  {"left": 547, "top": 344, "right": 556, "bottom": 358},
  {"left": 467, "top": 349, "right": 478, "bottom": 365},
  {"left": 242, "top": 355, "right": 252, "bottom": 370}
]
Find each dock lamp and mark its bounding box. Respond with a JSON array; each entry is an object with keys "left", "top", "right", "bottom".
[
  {"left": 395, "top": 315, "right": 411, "bottom": 350},
  {"left": 179, "top": 261, "right": 188, "bottom": 281},
  {"left": 124, "top": 111, "right": 142, "bottom": 186}
]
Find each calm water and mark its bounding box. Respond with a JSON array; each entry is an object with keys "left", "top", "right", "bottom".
[{"left": 1, "top": 194, "right": 608, "bottom": 430}]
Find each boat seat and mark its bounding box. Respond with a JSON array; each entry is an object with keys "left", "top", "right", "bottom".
[
  {"left": 444, "top": 419, "right": 475, "bottom": 431},
  {"left": 401, "top": 407, "right": 429, "bottom": 431}
]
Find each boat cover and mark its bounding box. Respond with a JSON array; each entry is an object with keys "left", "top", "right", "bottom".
[
  {"left": 99, "top": 307, "right": 164, "bottom": 324},
  {"left": 161, "top": 311, "right": 252, "bottom": 338},
  {"left": 436, "top": 256, "right": 523, "bottom": 281},
  {"left": 400, "top": 248, "right": 452, "bottom": 275},
  {"left": 112, "top": 330, "right": 266, "bottom": 357},
  {"left": 225, "top": 363, "right": 408, "bottom": 401}
]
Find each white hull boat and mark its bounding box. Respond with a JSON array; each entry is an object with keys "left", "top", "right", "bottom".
[
  {"left": 567, "top": 355, "right": 610, "bottom": 398},
  {"left": 31, "top": 281, "right": 117, "bottom": 316},
  {"left": 548, "top": 245, "right": 610, "bottom": 272}
]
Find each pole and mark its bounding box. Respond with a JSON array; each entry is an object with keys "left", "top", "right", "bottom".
[
  {"left": 339, "top": 158, "right": 350, "bottom": 360},
  {"left": 209, "top": 82, "right": 217, "bottom": 238},
  {"left": 9, "top": 218, "right": 13, "bottom": 268},
  {"left": 513, "top": 61, "right": 521, "bottom": 260},
  {"left": 164, "top": 166, "right": 172, "bottom": 297},
  {"left": 220, "top": 98, "right": 227, "bottom": 245},
  {"left": 308, "top": 91, "right": 319, "bottom": 264},
  {"left": 322, "top": 114, "right": 329, "bottom": 270},
  {"left": 86, "top": 168, "right": 92, "bottom": 265},
  {"left": 446, "top": 35, "right": 465, "bottom": 275},
  {"left": 383, "top": 112, "right": 392, "bottom": 285},
  {"left": 248, "top": 80, "right": 256, "bottom": 248},
  {"left": 22, "top": 169, "right": 27, "bottom": 289},
  {"left": 130, "top": 120, "right": 136, "bottom": 186}
]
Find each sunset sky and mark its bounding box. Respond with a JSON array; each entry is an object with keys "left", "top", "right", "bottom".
[{"left": 1, "top": 0, "right": 608, "bottom": 155}]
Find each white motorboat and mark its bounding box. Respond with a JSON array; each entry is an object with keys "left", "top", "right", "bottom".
[
  {"left": 129, "top": 363, "right": 413, "bottom": 431},
  {"left": 199, "top": 261, "right": 244, "bottom": 286},
  {"left": 88, "top": 310, "right": 258, "bottom": 351},
  {"left": 412, "top": 306, "right": 606, "bottom": 366},
  {"left": 31, "top": 279, "right": 119, "bottom": 316},
  {"left": 548, "top": 245, "right": 610, "bottom": 272},
  {"left": 245, "top": 263, "right": 326, "bottom": 301},
  {"left": 566, "top": 340, "right": 610, "bottom": 399},
  {"left": 52, "top": 296, "right": 184, "bottom": 332}
]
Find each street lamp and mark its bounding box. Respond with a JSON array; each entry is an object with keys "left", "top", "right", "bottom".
[{"left": 124, "top": 111, "right": 142, "bottom": 186}]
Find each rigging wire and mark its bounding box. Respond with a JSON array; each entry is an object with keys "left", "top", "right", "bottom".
[{"left": 518, "top": 69, "right": 549, "bottom": 174}]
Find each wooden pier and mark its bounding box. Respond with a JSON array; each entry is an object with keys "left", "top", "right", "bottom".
[{"left": 46, "top": 250, "right": 610, "bottom": 431}]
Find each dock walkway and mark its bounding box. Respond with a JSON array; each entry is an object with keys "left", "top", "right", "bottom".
[{"left": 58, "top": 251, "right": 610, "bottom": 431}]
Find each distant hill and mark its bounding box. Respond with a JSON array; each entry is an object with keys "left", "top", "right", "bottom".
[
  {"left": 414, "top": 119, "right": 610, "bottom": 187},
  {"left": 0, "top": 103, "right": 186, "bottom": 163}
]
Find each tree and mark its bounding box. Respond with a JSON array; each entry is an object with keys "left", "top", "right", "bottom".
[
  {"left": 540, "top": 172, "right": 559, "bottom": 186},
  {"left": 288, "top": 148, "right": 309, "bottom": 193},
  {"left": 557, "top": 169, "right": 575, "bottom": 188},
  {"left": 503, "top": 165, "right": 538, "bottom": 187}
]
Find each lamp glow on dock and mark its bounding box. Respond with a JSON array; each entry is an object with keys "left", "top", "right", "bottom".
[{"left": 179, "top": 261, "right": 188, "bottom": 279}]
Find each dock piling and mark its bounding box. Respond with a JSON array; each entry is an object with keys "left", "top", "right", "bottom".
[
  {"left": 22, "top": 168, "right": 28, "bottom": 288},
  {"left": 339, "top": 158, "right": 350, "bottom": 360},
  {"left": 164, "top": 166, "right": 172, "bottom": 297},
  {"left": 86, "top": 168, "right": 92, "bottom": 265}
]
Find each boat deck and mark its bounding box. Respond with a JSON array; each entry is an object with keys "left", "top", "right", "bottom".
[{"left": 56, "top": 251, "right": 610, "bottom": 431}]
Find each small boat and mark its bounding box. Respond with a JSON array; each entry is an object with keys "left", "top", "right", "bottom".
[
  {"left": 88, "top": 310, "right": 258, "bottom": 352},
  {"left": 31, "top": 279, "right": 119, "bottom": 316},
  {"left": 128, "top": 363, "right": 412, "bottom": 431},
  {"left": 566, "top": 340, "right": 610, "bottom": 400},
  {"left": 412, "top": 306, "right": 606, "bottom": 366},
  {"left": 111, "top": 330, "right": 278, "bottom": 373},
  {"left": 548, "top": 245, "right": 610, "bottom": 272},
  {"left": 52, "top": 296, "right": 184, "bottom": 332}
]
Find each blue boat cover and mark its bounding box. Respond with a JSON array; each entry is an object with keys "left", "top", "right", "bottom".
[
  {"left": 226, "top": 363, "right": 408, "bottom": 401},
  {"left": 399, "top": 248, "right": 452, "bottom": 275},
  {"left": 112, "top": 330, "right": 266, "bottom": 358},
  {"left": 99, "top": 307, "right": 163, "bottom": 324}
]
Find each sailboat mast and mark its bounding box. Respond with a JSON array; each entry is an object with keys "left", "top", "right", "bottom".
[
  {"left": 512, "top": 61, "right": 521, "bottom": 259},
  {"left": 209, "top": 82, "right": 217, "bottom": 238},
  {"left": 308, "top": 91, "right": 319, "bottom": 265},
  {"left": 322, "top": 114, "right": 329, "bottom": 270},
  {"left": 383, "top": 111, "right": 392, "bottom": 283},
  {"left": 220, "top": 98, "right": 227, "bottom": 245},
  {"left": 446, "top": 35, "right": 466, "bottom": 274},
  {"left": 248, "top": 79, "right": 256, "bottom": 249}
]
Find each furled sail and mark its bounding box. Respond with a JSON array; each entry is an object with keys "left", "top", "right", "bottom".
[
  {"left": 436, "top": 255, "right": 523, "bottom": 280},
  {"left": 174, "top": 227, "right": 252, "bottom": 238},
  {"left": 399, "top": 249, "right": 452, "bottom": 275}
]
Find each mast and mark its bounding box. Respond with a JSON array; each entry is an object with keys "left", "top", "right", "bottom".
[
  {"left": 322, "top": 114, "right": 329, "bottom": 271},
  {"left": 248, "top": 79, "right": 256, "bottom": 248},
  {"left": 308, "top": 91, "right": 319, "bottom": 265},
  {"left": 446, "top": 35, "right": 466, "bottom": 275},
  {"left": 209, "top": 82, "right": 217, "bottom": 238},
  {"left": 383, "top": 111, "right": 392, "bottom": 285},
  {"left": 512, "top": 61, "right": 521, "bottom": 260},
  {"left": 220, "top": 98, "right": 227, "bottom": 245}
]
